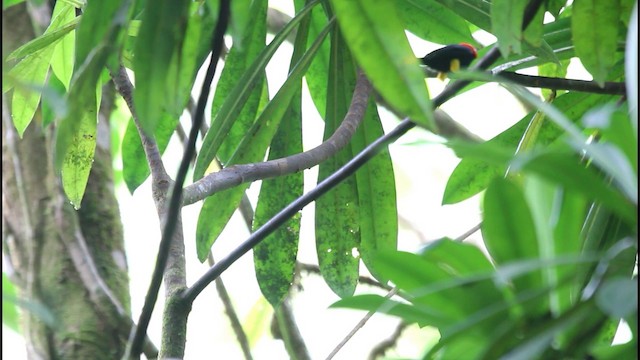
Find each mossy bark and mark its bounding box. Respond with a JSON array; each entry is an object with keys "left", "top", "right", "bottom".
[{"left": 2, "top": 4, "right": 131, "bottom": 358}]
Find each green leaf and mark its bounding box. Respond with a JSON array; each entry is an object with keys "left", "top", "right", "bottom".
[
  {"left": 121, "top": 113, "right": 178, "bottom": 193},
  {"left": 2, "top": 273, "right": 20, "bottom": 332},
  {"left": 9, "top": 49, "right": 55, "bottom": 137},
  {"left": 398, "top": 0, "right": 476, "bottom": 45},
  {"left": 371, "top": 250, "right": 504, "bottom": 328},
  {"left": 547, "top": 0, "right": 567, "bottom": 18},
  {"left": 296, "top": 0, "right": 330, "bottom": 118},
  {"left": 330, "top": 0, "right": 433, "bottom": 129},
  {"left": 229, "top": 0, "right": 251, "bottom": 49},
  {"left": 494, "top": 301, "right": 593, "bottom": 360},
  {"left": 332, "top": 294, "right": 440, "bottom": 325},
  {"left": 253, "top": 6, "right": 307, "bottom": 307},
  {"left": 195, "top": 19, "right": 333, "bottom": 262},
  {"left": 523, "top": 5, "right": 544, "bottom": 48},
  {"left": 512, "top": 151, "right": 636, "bottom": 225},
  {"left": 74, "top": 0, "right": 127, "bottom": 71},
  {"left": 585, "top": 108, "right": 637, "bottom": 173},
  {"left": 61, "top": 85, "right": 100, "bottom": 208},
  {"left": 193, "top": 0, "right": 323, "bottom": 181},
  {"left": 253, "top": 138, "right": 303, "bottom": 305},
  {"left": 41, "top": 72, "right": 67, "bottom": 128},
  {"left": 524, "top": 175, "right": 587, "bottom": 314},
  {"left": 3, "top": 0, "right": 25, "bottom": 9},
  {"left": 174, "top": 1, "right": 218, "bottom": 116},
  {"left": 482, "top": 178, "right": 545, "bottom": 297},
  {"left": 486, "top": 17, "right": 574, "bottom": 75},
  {"left": 5, "top": 16, "right": 79, "bottom": 62},
  {"left": 133, "top": 0, "right": 189, "bottom": 137},
  {"left": 214, "top": 0, "right": 267, "bottom": 164},
  {"left": 315, "top": 27, "right": 360, "bottom": 298},
  {"left": 590, "top": 342, "right": 639, "bottom": 360},
  {"left": 121, "top": 2, "right": 216, "bottom": 193},
  {"left": 572, "top": 0, "right": 620, "bottom": 85},
  {"left": 596, "top": 277, "right": 638, "bottom": 319},
  {"left": 353, "top": 101, "right": 397, "bottom": 282},
  {"left": 491, "top": 0, "right": 526, "bottom": 55},
  {"left": 434, "top": 0, "right": 491, "bottom": 31},
  {"left": 50, "top": 10, "right": 76, "bottom": 89},
  {"left": 443, "top": 91, "right": 617, "bottom": 205},
  {"left": 625, "top": 2, "right": 638, "bottom": 133},
  {"left": 7, "top": 2, "right": 74, "bottom": 136},
  {"left": 419, "top": 238, "right": 495, "bottom": 274},
  {"left": 502, "top": 80, "right": 637, "bottom": 206},
  {"left": 55, "top": 0, "right": 129, "bottom": 204}
]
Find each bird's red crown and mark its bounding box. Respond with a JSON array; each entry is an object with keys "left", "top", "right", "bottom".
[{"left": 459, "top": 43, "right": 478, "bottom": 58}]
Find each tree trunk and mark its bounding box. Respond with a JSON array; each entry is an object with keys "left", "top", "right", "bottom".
[{"left": 2, "top": 4, "right": 131, "bottom": 359}]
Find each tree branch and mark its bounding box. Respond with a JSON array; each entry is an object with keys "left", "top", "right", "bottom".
[
  {"left": 181, "top": 68, "right": 372, "bottom": 302},
  {"left": 491, "top": 71, "right": 626, "bottom": 95},
  {"left": 207, "top": 253, "right": 254, "bottom": 360},
  {"left": 182, "top": 0, "right": 545, "bottom": 344},
  {"left": 274, "top": 298, "right": 311, "bottom": 360},
  {"left": 118, "top": 1, "right": 231, "bottom": 357},
  {"left": 53, "top": 194, "right": 159, "bottom": 358},
  {"left": 181, "top": 68, "right": 372, "bottom": 206}
]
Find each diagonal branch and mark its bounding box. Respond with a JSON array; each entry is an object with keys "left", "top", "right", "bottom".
[
  {"left": 181, "top": 69, "right": 373, "bottom": 207},
  {"left": 181, "top": 68, "right": 372, "bottom": 302},
  {"left": 489, "top": 71, "right": 626, "bottom": 95}
]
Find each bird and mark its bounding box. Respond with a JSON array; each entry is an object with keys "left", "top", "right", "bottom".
[{"left": 420, "top": 43, "right": 478, "bottom": 80}]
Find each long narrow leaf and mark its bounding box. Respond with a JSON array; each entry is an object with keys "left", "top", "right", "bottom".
[
  {"left": 398, "top": 0, "right": 476, "bottom": 45},
  {"left": 195, "top": 20, "right": 334, "bottom": 262},
  {"left": 193, "top": 0, "right": 323, "bottom": 181},
  {"left": 572, "top": 0, "right": 620, "bottom": 85},
  {"left": 214, "top": 0, "right": 267, "bottom": 164},
  {"left": 133, "top": 0, "right": 189, "bottom": 137},
  {"left": 8, "top": 2, "right": 74, "bottom": 136},
  {"left": 491, "top": 0, "right": 525, "bottom": 55},
  {"left": 482, "top": 178, "right": 545, "bottom": 310},
  {"left": 315, "top": 26, "right": 360, "bottom": 298},
  {"left": 253, "top": 5, "right": 309, "bottom": 306},
  {"left": 330, "top": 0, "right": 433, "bottom": 129},
  {"left": 443, "top": 91, "right": 617, "bottom": 205},
  {"left": 352, "top": 100, "right": 397, "bottom": 282}
]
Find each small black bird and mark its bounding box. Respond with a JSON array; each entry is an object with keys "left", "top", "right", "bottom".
[{"left": 421, "top": 43, "right": 478, "bottom": 80}]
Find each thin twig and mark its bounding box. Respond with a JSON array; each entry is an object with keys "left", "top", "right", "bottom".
[
  {"left": 455, "top": 222, "right": 482, "bottom": 242},
  {"left": 207, "top": 253, "right": 254, "bottom": 360},
  {"left": 324, "top": 288, "right": 399, "bottom": 360},
  {"left": 367, "top": 321, "right": 410, "bottom": 360},
  {"left": 297, "top": 263, "right": 391, "bottom": 291},
  {"left": 274, "top": 298, "right": 311, "bottom": 360}
]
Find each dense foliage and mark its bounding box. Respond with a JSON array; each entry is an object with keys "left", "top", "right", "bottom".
[{"left": 3, "top": 0, "right": 637, "bottom": 358}]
